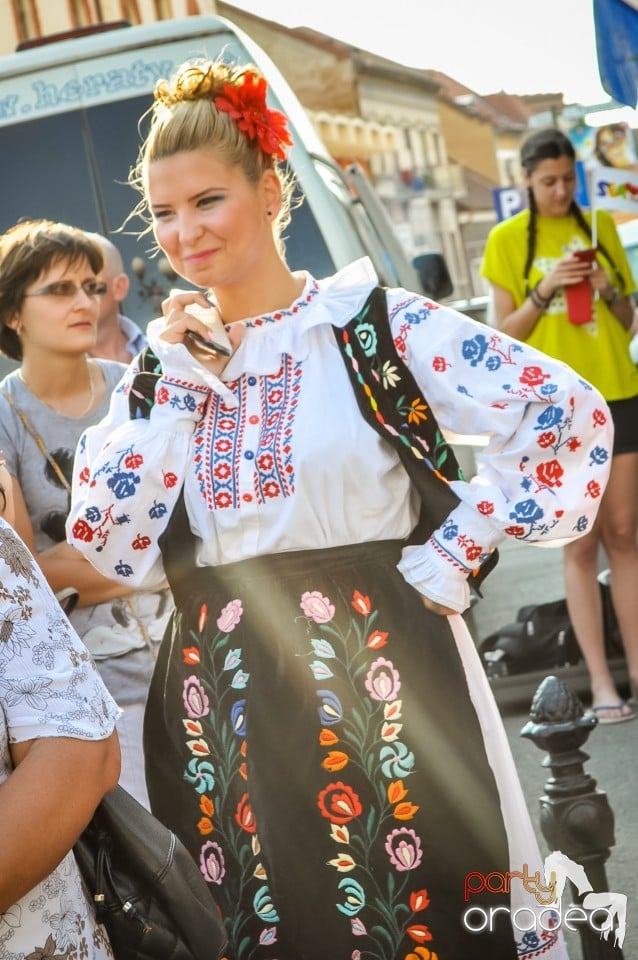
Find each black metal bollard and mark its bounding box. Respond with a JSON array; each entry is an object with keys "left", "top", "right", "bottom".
[{"left": 520, "top": 675, "right": 624, "bottom": 960}]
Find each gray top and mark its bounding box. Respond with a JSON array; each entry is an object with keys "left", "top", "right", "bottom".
[{"left": 0, "top": 363, "right": 172, "bottom": 658}]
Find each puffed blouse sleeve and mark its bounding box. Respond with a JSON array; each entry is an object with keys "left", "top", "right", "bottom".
[
  {"left": 388, "top": 291, "right": 613, "bottom": 613},
  {"left": 67, "top": 323, "right": 216, "bottom": 590}
]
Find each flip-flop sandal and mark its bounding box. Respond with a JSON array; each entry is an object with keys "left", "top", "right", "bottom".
[{"left": 592, "top": 702, "right": 636, "bottom": 724}]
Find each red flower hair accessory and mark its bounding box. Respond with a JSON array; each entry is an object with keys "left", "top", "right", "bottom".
[{"left": 214, "top": 71, "right": 293, "bottom": 162}]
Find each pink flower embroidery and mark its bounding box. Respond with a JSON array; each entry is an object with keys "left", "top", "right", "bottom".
[
  {"left": 183, "top": 676, "right": 209, "bottom": 719},
  {"left": 300, "top": 591, "right": 335, "bottom": 623},
  {"left": 200, "top": 840, "right": 225, "bottom": 884},
  {"left": 217, "top": 599, "right": 243, "bottom": 633},
  {"left": 384, "top": 827, "right": 423, "bottom": 872},
  {"left": 365, "top": 657, "right": 401, "bottom": 701}
]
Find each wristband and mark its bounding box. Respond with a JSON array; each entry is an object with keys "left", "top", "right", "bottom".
[
  {"left": 604, "top": 286, "right": 620, "bottom": 307},
  {"left": 529, "top": 282, "right": 554, "bottom": 311}
]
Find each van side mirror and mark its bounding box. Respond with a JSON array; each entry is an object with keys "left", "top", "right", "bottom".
[{"left": 412, "top": 253, "right": 453, "bottom": 301}]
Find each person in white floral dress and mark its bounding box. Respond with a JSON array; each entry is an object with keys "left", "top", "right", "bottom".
[
  {"left": 0, "top": 516, "right": 120, "bottom": 959},
  {"left": 67, "top": 58, "right": 615, "bottom": 960}
]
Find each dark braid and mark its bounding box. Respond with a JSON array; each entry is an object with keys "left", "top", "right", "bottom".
[
  {"left": 523, "top": 187, "right": 538, "bottom": 292},
  {"left": 520, "top": 127, "right": 625, "bottom": 294}
]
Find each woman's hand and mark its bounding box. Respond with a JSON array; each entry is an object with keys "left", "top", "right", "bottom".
[
  {"left": 421, "top": 596, "right": 457, "bottom": 617},
  {"left": 159, "top": 289, "right": 233, "bottom": 375},
  {"left": 542, "top": 252, "right": 594, "bottom": 294},
  {"left": 589, "top": 261, "right": 613, "bottom": 295}
]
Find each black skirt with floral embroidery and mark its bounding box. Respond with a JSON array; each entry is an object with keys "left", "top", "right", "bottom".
[{"left": 144, "top": 500, "right": 517, "bottom": 960}]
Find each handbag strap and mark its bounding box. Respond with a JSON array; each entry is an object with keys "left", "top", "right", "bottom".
[
  {"left": 332, "top": 286, "right": 498, "bottom": 590},
  {"left": 4, "top": 392, "right": 72, "bottom": 493},
  {"left": 5, "top": 390, "right": 159, "bottom": 656}
]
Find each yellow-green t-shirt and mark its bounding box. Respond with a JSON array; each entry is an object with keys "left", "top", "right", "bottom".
[{"left": 480, "top": 208, "right": 638, "bottom": 401}]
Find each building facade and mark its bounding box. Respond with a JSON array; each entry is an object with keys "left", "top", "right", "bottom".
[{"left": 2, "top": 0, "right": 556, "bottom": 300}]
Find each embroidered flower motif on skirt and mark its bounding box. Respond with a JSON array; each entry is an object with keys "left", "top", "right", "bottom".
[
  {"left": 180, "top": 598, "right": 281, "bottom": 950},
  {"left": 194, "top": 360, "right": 301, "bottom": 509},
  {"left": 301, "top": 587, "right": 435, "bottom": 959}
]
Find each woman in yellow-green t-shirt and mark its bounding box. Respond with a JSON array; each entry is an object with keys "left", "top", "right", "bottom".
[{"left": 481, "top": 127, "right": 638, "bottom": 724}]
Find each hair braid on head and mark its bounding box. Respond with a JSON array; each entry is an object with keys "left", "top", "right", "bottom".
[{"left": 153, "top": 59, "right": 235, "bottom": 108}]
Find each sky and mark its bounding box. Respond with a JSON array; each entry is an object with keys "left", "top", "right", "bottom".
[{"left": 228, "top": 0, "right": 612, "bottom": 107}]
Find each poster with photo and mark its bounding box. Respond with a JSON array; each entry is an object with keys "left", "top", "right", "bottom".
[{"left": 569, "top": 121, "right": 638, "bottom": 170}]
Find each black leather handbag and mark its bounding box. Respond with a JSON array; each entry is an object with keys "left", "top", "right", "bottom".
[{"left": 74, "top": 785, "right": 227, "bottom": 960}]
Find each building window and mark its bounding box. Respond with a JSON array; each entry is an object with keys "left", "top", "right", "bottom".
[
  {"left": 153, "top": 0, "right": 171, "bottom": 17},
  {"left": 11, "top": 0, "right": 40, "bottom": 41},
  {"left": 70, "top": 0, "right": 94, "bottom": 27},
  {"left": 120, "top": 0, "right": 141, "bottom": 23}
]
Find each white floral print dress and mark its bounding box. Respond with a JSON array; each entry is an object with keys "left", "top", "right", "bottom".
[{"left": 0, "top": 518, "right": 120, "bottom": 960}]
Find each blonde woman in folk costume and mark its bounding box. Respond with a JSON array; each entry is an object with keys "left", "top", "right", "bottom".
[
  {"left": 482, "top": 127, "right": 638, "bottom": 724},
  {"left": 68, "top": 60, "right": 612, "bottom": 959}
]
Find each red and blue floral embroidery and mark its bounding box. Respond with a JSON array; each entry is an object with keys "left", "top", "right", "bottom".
[
  {"left": 193, "top": 361, "right": 302, "bottom": 510},
  {"left": 387, "top": 297, "right": 610, "bottom": 552}
]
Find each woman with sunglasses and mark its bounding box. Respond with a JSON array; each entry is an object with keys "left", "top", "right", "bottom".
[{"left": 0, "top": 219, "right": 172, "bottom": 806}]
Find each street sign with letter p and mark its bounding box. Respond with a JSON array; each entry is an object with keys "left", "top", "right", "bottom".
[{"left": 493, "top": 186, "right": 527, "bottom": 221}]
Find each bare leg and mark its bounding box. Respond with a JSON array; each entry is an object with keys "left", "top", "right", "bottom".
[
  {"left": 563, "top": 452, "right": 638, "bottom": 720},
  {"left": 599, "top": 452, "right": 638, "bottom": 705}
]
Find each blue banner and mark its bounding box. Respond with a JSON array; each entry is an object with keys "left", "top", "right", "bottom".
[{"left": 594, "top": 0, "right": 638, "bottom": 108}]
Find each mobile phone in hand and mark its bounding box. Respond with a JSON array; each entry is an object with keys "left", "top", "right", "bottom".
[
  {"left": 573, "top": 248, "right": 597, "bottom": 265},
  {"left": 185, "top": 329, "right": 232, "bottom": 357},
  {"left": 184, "top": 301, "right": 233, "bottom": 357}
]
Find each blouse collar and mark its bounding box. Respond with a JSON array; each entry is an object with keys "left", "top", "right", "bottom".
[
  {"left": 146, "top": 258, "right": 379, "bottom": 404},
  {"left": 222, "top": 257, "right": 378, "bottom": 377}
]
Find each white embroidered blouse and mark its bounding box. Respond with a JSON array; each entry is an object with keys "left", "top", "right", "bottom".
[{"left": 67, "top": 259, "right": 613, "bottom": 614}]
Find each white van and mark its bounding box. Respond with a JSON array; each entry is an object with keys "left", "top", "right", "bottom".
[{"left": 0, "top": 15, "right": 450, "bottom": 378}]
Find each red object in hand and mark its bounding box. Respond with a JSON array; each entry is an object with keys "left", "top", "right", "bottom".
[{"left": 565, "top": 248, "right": 597, "bottom": 325}]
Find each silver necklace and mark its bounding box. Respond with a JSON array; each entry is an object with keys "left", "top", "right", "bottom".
[{"left": 18, "top": 363, "right": 96, "bottom": 417}]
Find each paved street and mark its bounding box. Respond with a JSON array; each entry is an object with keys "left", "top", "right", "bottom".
[
  {"left": 500, "top": 700, "right": 636, "bottom": 959},
  {"left": 465, "top": 521, "right": 636, "bottom": 957},
  {"left": 452, "top": 444, "right": 636, "bottom": 957}
]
